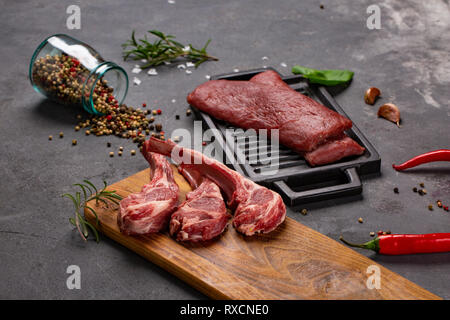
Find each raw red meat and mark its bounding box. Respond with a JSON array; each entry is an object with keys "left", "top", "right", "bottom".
[
  {"left": 144, "top": 138, "right": 286, "bottom": 236},
  {"left": 118, "top": 152, "right": 179, "bottom": 235},
  {"left": 187, "top": 70, "right": 364, "bottom": 165},
  {"left": 170, "top": 165, "right": 230, "bottom": 242},
  {"left": 304, "top": 135, "right": 365, "bottom": 166}
]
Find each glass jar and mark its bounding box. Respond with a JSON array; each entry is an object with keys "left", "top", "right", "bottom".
[{"left": 29, "top": 34, "right": 128, "bottom": 115}]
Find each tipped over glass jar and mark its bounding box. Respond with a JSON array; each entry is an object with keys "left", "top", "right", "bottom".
[{"left": 29, "top": 34, "right": 128, "bottom": 115}]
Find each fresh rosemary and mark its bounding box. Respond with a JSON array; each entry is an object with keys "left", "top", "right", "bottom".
[
  {"left": 122, "top": 30, "right": 218, "bottom": 68},
  {"left": 63, "top": 180, "right": 122, "bottom": 242}
]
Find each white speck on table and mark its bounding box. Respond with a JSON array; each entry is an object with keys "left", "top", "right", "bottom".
[
  {"left": 147, "top": 68, "right": 158, "bottom": 76},
  {"left": 132, "top": 67, "right": 142, "bottom": 74},
  {"left": 133, "top": 77, "right": 141, "bottom": 85}
]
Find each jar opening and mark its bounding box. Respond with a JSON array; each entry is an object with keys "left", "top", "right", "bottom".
[{"left": 82, "top": 62, "right": 129, "bottom": 115}]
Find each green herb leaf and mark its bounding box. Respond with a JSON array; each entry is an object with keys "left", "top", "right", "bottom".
[
  {"left": 62, "top": 179, "right": 122, "bottom": 243},
  {"left": 292, "top": 65, "right": 354, "bottom": 86},
  {"left": 122, "top": 30, "right": 218, "bottom": 68}
]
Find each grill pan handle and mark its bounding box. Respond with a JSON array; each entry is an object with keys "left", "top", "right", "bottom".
[{"left": 272, "top": 167, "right": 362, "bottom": 206}]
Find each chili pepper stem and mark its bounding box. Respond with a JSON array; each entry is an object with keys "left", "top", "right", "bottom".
[{"left": 339, "top": 235, "right": 379, "bottom": 253}]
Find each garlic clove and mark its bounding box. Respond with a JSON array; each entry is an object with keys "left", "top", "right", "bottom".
[
  {"left": 364, "top": 87, "right": 381, "bottom": 105},
  {"left": 378, "top": 103, "right": 401, "bottom": 127}
]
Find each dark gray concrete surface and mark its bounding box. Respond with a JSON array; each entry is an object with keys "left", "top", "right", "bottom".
[{"left": 1, "top": 0, "right": 449, "bottom": 300}]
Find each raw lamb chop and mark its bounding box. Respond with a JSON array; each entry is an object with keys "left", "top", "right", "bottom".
[
  {"left": 187, "top": 70, "right": 365, "bottom": 166},
  {"left": 144, "top": 137, "right": 286, "bottom": 236},
  {"left": 170, "top": 165, "right": 230, "bottom": 242},
  {"left": 118, "top": 152, "right": 179, "bottom": 235}
]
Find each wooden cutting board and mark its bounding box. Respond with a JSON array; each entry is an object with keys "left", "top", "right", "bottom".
[{"left": 85, "top": 167, "right": 440, "bottom": 300}]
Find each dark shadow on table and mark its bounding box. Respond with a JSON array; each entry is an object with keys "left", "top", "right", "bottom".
[{"left": 30, "top": 98, "right": 90, "bottom": 125}]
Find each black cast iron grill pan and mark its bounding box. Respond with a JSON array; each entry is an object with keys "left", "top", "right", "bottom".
[{"left": 191, "top": 68, "right": 381, "bottom": 206}]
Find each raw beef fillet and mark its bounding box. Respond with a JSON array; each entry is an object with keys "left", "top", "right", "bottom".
[
  {"left": 187, "top": 70, "right": 365, "bottom": 165},
  {"left": 118, "top": 152, "right": 179, "bottom": 235},
  {"left": 303, "top": 135, "right": 365, "bottom": 166},
  {"left": 145, "top": 137, "right": 286, "bottom": 236},
  {"left": 170, "top": 166, "right": 230, "bottom": 242}
]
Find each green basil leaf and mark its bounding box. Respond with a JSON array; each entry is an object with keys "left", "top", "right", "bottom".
[{"left": 292, "top": 65, "right": 354, "bottom": 86}]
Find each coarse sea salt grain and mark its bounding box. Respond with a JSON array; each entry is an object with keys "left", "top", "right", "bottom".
[
  {"left": 205, "top": 75, "right": 211, "bottom": 80},
  {"left": 168, "top": 0, "right": 175, "bottom": 4},
  {"left": 186, "top": 61, "right": 195, "bottom": 68},
  {"left": 171, "top": 99, "right": 176, "bottom": 103},
  {"left": 280, "top": 62, "right": 287, "bottom": 68},
  {"left": 183, "top": 45, "right": 190, "bottom": 52},
  {"left": 233, "top": 68, "right": 240, "bottom": 73},
  {"left": 133, "top": 77, "right": 141, "bottom": 85},
  {"left": 132, "top": 67, "right": 142, "bottom": 74},
  {"left": 262, "top": 56, "right": 269, "bottom": 60},
  {"left": 164, "top": 61, "right": 171, "bottom": 65},
  {"left": 147, "top": 68, "right": 158, "bottom": 76},
  {"left": 186, "top": 70, "right": 192, "bottom": 74},
  {"left": 141, "top": 59, "right": 148, "bottom": 63},
  {"left": 177, "top": 64, "right": 186, "bottom": 69}
]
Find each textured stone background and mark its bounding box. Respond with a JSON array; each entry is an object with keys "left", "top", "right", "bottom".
[{"left": 0, "top": 0, "right": 449, "bottom": 299}]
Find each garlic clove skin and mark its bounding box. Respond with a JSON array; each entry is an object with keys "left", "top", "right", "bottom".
[
  {"left": 378, "top": 103, "right": 401, "bottom": 127},
  {"left": 364, "top": 87, "right": 381, "bottom": 105}
]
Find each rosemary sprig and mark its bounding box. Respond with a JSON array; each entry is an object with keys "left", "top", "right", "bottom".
[
  {"left": 122, "top": 30, "right": 218, "bottom": 68},
  {"left": 63, "top": 180, "right": 122, "bottom": 242}
]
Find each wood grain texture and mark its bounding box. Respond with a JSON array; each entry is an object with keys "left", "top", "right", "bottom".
[{"left": 85, "top": 167, "right": 440, "bottom": 300}]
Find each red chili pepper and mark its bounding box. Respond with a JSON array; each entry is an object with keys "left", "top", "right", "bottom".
[
  {"left": 393, "top": 149, "right": 450, "bottom": 171},
  {"left": 340, "top": 233, "right": 450, "bottom": 255},
  {"left": 142, "top": 103, "right": 147, "bottom": 107},
  {"left": 157, "top": 109, "right": 162, "bottom": 114}
]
